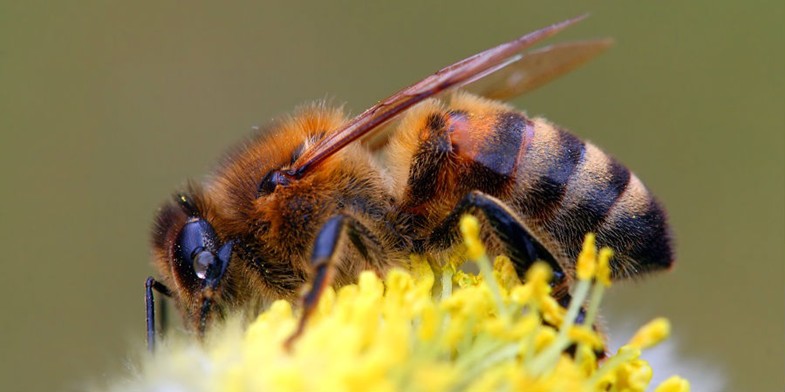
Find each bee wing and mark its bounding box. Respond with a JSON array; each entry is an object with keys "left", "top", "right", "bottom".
[
  {"left": 289, "top": 15, "right": 588, "bottom": 177},
  {"left": 461, "top": 39, "right": 613, "bottom": 101},
  {"left": 362, "top": 39, "right": 613, "bottom": 152}
]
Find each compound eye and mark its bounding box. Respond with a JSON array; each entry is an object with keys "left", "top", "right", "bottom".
[
  {"left": 191, "top": 248, "right": 216, "bottom": 279},
  {"left": 174, "top": 219, "right": 232, "bottom": 288}
]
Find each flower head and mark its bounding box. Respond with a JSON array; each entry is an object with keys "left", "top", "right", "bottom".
[{"left": 114, "top": 220, "right": 688, "bottom": 392}]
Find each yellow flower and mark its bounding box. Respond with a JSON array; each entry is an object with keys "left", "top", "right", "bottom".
[
  {"left": 655, "top": 376, "right": 691, "bottom": 392},
  {"left": 596, "top": 247, "right": 613, "bottom": 287},
  {"left": 459, "top": 215, "right": 485, "bottom": 260},
  {"left": 628, "top": 317, "right": 671, "bottom": 349},
  {"left": 568, "top": 326, "right": 604, "bottom": 351},
  {"left": 115, "top": 222, "right": 688, "bottom": 392},
  {"left": 492, "top": 255, "right": 519, "bottom": 292},
  {"left": 615, "top": 359, "right": 653, "bottom": 392},
  {"left": 526, "top": 262, "right": 553, "bottom": 300},
  {"left": 576, "top": 233, "right": 597, "bottom": 280}
]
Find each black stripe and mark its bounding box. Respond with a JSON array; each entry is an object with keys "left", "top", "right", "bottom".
[
  {"left": 555, "top": 156, "right": 631, "bottom": 260},
  {"left": 520, "top": 128, "right": 585, "bottom": 217},
  {"left": 475, "top": 112, "right": 526, "bottom": 178},
  {"left": 597, "top": 198, "right": 673, "bottom": 277},
  {"left": 620, "top": 198, "right": 673, "bottom": 272}
]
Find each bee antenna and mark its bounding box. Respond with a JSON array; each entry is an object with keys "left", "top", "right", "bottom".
[{"left": 175, "top": 192, "right": 200, "bottom": 217}]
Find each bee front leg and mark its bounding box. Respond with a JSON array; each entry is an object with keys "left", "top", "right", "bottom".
[
  {"left": 145, "top": 277, "right": 172, "bottom": 353},
  {"left": 284, "top": 214, "right": 383, "bottom": 351},
  {"left": 427, "top": 190, "right": 565, "bottom": 285}
]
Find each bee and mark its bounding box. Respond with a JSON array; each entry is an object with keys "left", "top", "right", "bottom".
[{"left": 145, "top": 15, "right": 673, "bottom": 351}]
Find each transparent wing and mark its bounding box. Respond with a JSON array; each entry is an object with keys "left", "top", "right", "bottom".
[
  {"left": 462, "top": 39, "right": 613, "bottom": 101},
  {"left": 288, "top": 15, "right": 589, "bottom": 178}
]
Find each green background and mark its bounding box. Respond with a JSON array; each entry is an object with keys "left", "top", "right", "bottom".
[{"left": 1, "top": 2, "right": 782, "bottom": 391}]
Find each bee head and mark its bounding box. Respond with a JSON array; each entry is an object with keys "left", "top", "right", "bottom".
[{"left": 151, "top": 188, "right": 234, "bottom": 335}]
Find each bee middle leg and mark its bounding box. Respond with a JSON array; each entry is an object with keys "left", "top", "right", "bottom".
[
  {"left": 426, "top": 190, "right": 565, "bottom": 285},
  {"left": 284, "top": 214, "right": 384, "bottom": 350}
]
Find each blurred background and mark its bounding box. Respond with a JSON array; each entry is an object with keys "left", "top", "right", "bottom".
[{"left": 1, "top": 1, "right": 782, "bottom": 391}]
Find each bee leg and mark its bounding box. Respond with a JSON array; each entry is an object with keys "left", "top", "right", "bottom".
[
  {"left": 284, "top": 214, "right": 382, "bottom": 351},
  {"left": 427, "top": 190, "right": 565, "bottom": 284},
  {"left": 555, "top": 295, "right": 606, "bottom": 359},
  {"left": 145, "top": 277, "right": 172, "bottom": 353},
  {"left": 429, "top": 192, "right": 603, "bottom": 356}
]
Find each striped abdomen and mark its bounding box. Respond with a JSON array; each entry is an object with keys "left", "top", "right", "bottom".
[
  {"left": 512, "top": 118, "right": 673, "bottom": 278},
  {"left": 389, "top": 94, "right": 673, "bottom": 278}
]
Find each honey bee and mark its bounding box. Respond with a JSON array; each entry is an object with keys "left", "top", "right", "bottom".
[{"left": 145, "top": 15, "right": 673, "bottom": 351}]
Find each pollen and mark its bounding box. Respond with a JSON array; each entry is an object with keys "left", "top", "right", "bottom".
[
  {"left": 655, "top": 376, "right": 692, "bottom": 392},
  {"left": 596, "top": 247, "right": 613, "bottom": 287},
  {"left": 459, "top": 215, "right": 485, "bottom": 260},
  {"left": 117, "top": 228, "right": 687, "bottom": 392},
  {"left": 576, "top": 232, "right": 597, "bottom": 280},
  {"left": 627, "top": 317, "right": 671, "bottom": 349}
]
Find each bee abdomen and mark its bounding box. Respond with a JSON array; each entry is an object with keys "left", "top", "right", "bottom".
[
  {"left": 593, "top": 175, "right": 673, "bottom": 277},
  {"left": 546, "top": 142, "right": 631, "bottom": 258},
  {"left": 515, "top": 120, "right": 586, "bottom": 218},
  {"left": 516, "top": 121, "right": 672, "bottom": 277}
]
